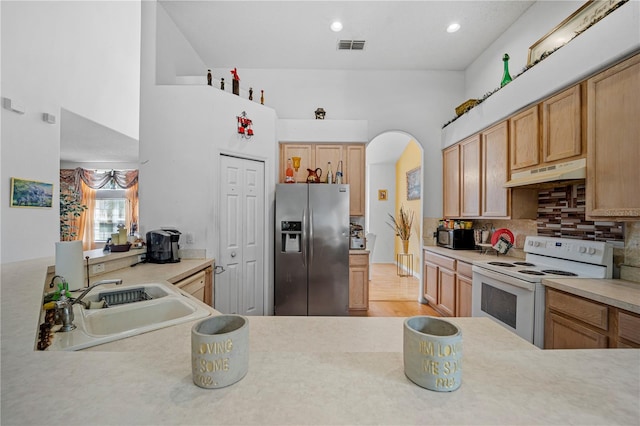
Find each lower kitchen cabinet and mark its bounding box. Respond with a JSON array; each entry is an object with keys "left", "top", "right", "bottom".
[
  {"left": 545, "top": 287, "right": 640, "bottom": 349},
  {"left": 455, "top": 262, "right": 473, "bottom": 317},
  {"left": 437, "top": 268, "right": 456, "bottom": 316},
  {"left": 349, "top": 253, "right": 369, "bottom": 311},
  {"left": 174, "top": 266, "right": 213, "bottom": 306}
]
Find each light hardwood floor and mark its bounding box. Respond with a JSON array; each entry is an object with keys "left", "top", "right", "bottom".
[{"left": 354, "top": 263, "right": 440, "bottom": 317}]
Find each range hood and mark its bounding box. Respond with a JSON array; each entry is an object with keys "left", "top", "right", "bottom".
[{"left": 504, "top": 158, "right": 586, "bottom": 188}]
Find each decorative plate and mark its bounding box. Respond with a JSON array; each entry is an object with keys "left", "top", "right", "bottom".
[{"left": 491, "top": 228, "right": 515, "bottom": 246}]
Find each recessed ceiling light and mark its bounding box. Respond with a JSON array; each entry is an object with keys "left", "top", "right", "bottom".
[
  {"left": 447, "top": 23, "right": 461, "bottom": 33},
  {"left": 330, "top": 21, "right": 343, "bottom": 32}
]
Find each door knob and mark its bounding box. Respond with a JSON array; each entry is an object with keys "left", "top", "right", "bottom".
[{"left": 231, "top": 251, "right": 237, "bottom": 258}]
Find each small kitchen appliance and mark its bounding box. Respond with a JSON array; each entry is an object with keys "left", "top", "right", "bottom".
[
  {"left": 350, "top": 223, "right": 366, "bottom": 249},
  {"left": 472, "top": 236, "right": 613, "bottom": 348},
  {"left": 146, "top": 228, "right": 181, "bottom": 263},
  {"left": 436, "top": 228, "right": 475, "bottom": 250}
]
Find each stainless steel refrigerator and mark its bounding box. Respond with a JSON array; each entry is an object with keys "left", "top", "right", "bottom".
[{"left": 275, "top": 184, "right": 350, "bottom": 316}]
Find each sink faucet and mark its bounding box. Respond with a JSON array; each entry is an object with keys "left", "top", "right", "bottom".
[{"left": 56, "top": 279, "right": 123, "bottom": 332}]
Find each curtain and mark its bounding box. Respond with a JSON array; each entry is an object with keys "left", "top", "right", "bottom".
[{"left": 60, "top": 168, "right": 139, "bottom": 247}]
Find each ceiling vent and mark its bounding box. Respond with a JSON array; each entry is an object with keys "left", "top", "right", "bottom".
[{"left": 337, "top": 40, "right": 366, "bottom": 51}]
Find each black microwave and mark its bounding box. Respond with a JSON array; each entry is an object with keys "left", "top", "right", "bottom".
[{"left": 436, "top": 228, "right": 476, "bottom": 250}]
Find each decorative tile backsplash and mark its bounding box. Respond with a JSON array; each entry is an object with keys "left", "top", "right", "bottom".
[{"left": 537, "top": 184, "right": 625, "bottom": 242}]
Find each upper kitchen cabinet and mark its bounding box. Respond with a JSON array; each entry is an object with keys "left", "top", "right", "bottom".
[
  {"left": 509, "top": 106, "right": 539, "bottom": 171},
  {"left": 481, "top": 121, "right": 509, "bottom": 217},
  {"left": 442, "top": 144, "right": 460, "bottom": 218},
  {"left": 280, "top": 144, "right": 313, "bottom": 183},
  {"left": 346, "top": 145, "right": 365, "bottom": 216},
  {"left": 459, "top": 135, "right": 481, "bottom": 218},
  {"left": 586, "top": 53, "right": 640, "bottom": 219},
  {"left": 541, "top": 85, "right": 583, "bottom": 163},
  {"left": 279, "top": 143, "right": 366, "bottom": 216}
]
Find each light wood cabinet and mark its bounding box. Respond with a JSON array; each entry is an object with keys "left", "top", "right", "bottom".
[
  {"left": 541, "top": 85, "right": 583, "bottom": 163},
  {"left": 442, "top": 145, "right": 460, "bottom": 218},
  {"left": 455, "top": 262, "right": 473, "bottom": 318},
  {"left": 545, "top": 287, "right": 640, "bottom": 349},
  {"left": 481, "top": 121, "right": 509, "bottom": 217},
  {"left": 174, "top": 266, "right": 213, "bottom": 306},
  {"left": 280, "top": 143, "right": 366, "bottom": 216},
  {"left": 460, "top": 135, "right": 481, "bottom": 217},
  {"left": 346, "top": 145, "right": 365, "bottom": 216},
  {"left": 586, "top": 54, "right": 640, "bottom": 219},
  {"left": 423, "top": 251, "right": 466, "bottom": 318},
  {"left": 437, "top": 268, "right": 456, "bottom": 317},
  {"left": 509, "top": 106, "right": 539, "bottom": 171},
  {"left": 280, "top": 144, "right": 313, "bottom": 183},
  {"left": 349, "top": 253, "right": 369, "bottom": 311}
]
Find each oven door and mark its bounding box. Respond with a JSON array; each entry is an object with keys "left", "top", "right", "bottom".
[{"left": 472, "top": 266, "right": 535, "bottom": 344}]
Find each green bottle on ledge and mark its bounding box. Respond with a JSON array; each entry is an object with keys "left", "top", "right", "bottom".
[{"left": 501, "top": 53, "right": 512, "bottom": 87}]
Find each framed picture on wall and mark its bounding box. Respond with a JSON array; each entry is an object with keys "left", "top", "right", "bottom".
[
  {"left": 406, "top": 167, "right": 420, "bottom": 200},
  {"left": 10, "top": 177, "right": 54, "bottom": 208},
  {"left": 378, "top": 190, "right": 387, "bottom": 201}
]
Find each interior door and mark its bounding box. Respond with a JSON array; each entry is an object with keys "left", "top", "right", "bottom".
[{"left": 218, "top": 155, "right": 265, "bottom": 315}]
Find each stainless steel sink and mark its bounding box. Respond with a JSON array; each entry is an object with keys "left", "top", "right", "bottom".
[{"left": 46, "top": 283, "right": 211, "bottom": 351}]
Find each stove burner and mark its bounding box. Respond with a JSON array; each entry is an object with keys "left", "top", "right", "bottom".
[
  {"left": 519, "top": 270, "right": 545, "bottom": 276},
  {"left": 542, "top": 270, "right": 578, "bottom": 277},
  {"left": 488, "top": 262, "right": 516, "bottom": 267},
  {"left": 514, "top": 262, "right": 536, "bottom": 267}
]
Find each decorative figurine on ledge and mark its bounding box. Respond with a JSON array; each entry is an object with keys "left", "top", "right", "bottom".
[
  {"left": 260, "top": 90, "right": 264, "bottom": 105},
  {"left": 220, "top": 77, "right": 225, "bottom": 90},
  {"left": 231, "top": 68, "right": 240, "bottom": 96},
  {"left": 249, "top": 87, "right": 253, "bottom": 101},
  {"left": 315, "top": 108, "right": 326, "bottom": 120},
  {"left": 207, "top": 69, "right": 212, "bottom": 86}
]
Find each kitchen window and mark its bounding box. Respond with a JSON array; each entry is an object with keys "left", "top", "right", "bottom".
[{"left": 93, "top": 185, "right": 127, "bottom": 243}]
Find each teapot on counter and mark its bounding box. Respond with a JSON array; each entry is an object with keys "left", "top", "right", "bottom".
[{"left": 306, "top": 168, "right": 322, "bottom": 183}]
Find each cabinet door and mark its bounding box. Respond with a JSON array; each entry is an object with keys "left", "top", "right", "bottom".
[
  {"left": 314, "top": 144, "right": 343, "bottom": 183},
  {"left": 481, "top": 122, "right": 509, "bottom": 217},
  {"left": 442, "top": 145, "right": 460, "bottom": 218},
  {"left": 176, "top": 270, "right": 207, "bottom": 303},
  {"left": 280, "top": 144, "right": 314, "bottom": 183},
  {"left": 460, "top": 135, "right": 481, "bottom": 217},
  {"left": 349, "top": 254, "right": 369, "bottom": 310},
  {"left": 542, "top": 85, "right": 582, "bottom": 163},
  {"left": 437, "top": 268, "right": 455, "bottom": 317},
  {"left": 545, "top": 312, "right": 608, "bottom": 349},
  {"left": 509, "top": 106, "right": 539, "bottom": 171},
  {"left": 455, "top": 274, "right": 473, "bottom": 317},
  {"left": 586, "top": 54, "right": 640, "bottom": 218},
  {"left": 424, "top": 261, "right": 438, "bottom": 306},
  {"left": 346, "top": 145, "right": 365, "bottom": 216}
]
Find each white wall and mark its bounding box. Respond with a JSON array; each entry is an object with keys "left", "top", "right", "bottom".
[
  {"left": 367, "top": 163, "right": 396, "bottom": 263},
  {"left": 1, "top": 1, "right": 141, "bottom": 263},
  {"left": 239, "top": 68, "right": 464, "bottom": 219},
  {"left": 140, "top": 1, "right": 278, "bottom": 312}
]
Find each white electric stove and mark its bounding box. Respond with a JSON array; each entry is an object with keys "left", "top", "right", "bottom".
[{"left": 472, "top": 236, "right": 613, "bottom": 348}]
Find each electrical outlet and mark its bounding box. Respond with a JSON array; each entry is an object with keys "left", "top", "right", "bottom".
[
  {"left": 138, "top": 254, "right": 146, "bottom": 263},
  {"left": 92, "top": 263, "right": 105, "bottom": 273}
]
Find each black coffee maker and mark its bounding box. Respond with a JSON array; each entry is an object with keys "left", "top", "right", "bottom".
[{"left": 146, "top": 228, "right": 181, "bottom": 263}]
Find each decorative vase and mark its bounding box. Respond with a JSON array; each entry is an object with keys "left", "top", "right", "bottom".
[
  {"left": 402, "top": 239, "right": 410, "bottom": 254},
  {"left": 232, "top": 80, "right": 240, "bottom": 96},
  {"left": 501, "top": 53, "right": 512, "bottom": 87}
]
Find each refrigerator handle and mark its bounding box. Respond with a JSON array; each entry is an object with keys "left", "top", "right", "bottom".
[
  {"left": 301, "top": 207, "right": 307, "bottom": 268},
  {"left": 308, "top": 207, "right": 314, "bottom": 267}
]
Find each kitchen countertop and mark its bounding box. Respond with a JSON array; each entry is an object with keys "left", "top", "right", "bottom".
[
  {"left": 2, "top": 258, "right": 639, "bottom": 425},
  {"left": 542, "top": 278, "right": 640, "bottom": 314},
  {"left": 423, "top": 245, "right": 522, "bottom": 264}
]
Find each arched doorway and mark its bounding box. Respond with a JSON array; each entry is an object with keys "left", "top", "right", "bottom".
[{"left": 366, "top": 131, "right": 424, "bottom": 301}]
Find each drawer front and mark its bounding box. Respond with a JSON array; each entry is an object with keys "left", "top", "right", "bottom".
[
  {"left": 177, "top": 271, "right": 206, "bottom": 295},
  {"left": 618, "top": 311, "right": 640, "bottom": 345},
  {"left": 546, "top": 289, "right": 608, "bottom": 331},
  {"left": 456, "top": 261, "right": 473, "bottom": 278},
  {"left": 424, "top": 251, "right": 456, "bottom": 270},
  {"left": 349, "top": 253, "right": 369, "bottom": 266}
]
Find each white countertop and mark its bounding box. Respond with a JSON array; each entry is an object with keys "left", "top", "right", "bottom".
[
  {"left": 424, "top": 245, "right": 523, "bottom": 264},
  {"left": 2, "top": 257, "right": 639, "bottom": 425}
]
